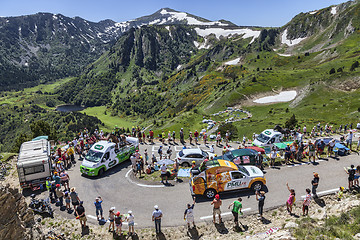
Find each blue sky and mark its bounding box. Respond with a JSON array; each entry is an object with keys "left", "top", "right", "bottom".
[{"left": 0, "top": 0, "right": 346, "bottom": 27}]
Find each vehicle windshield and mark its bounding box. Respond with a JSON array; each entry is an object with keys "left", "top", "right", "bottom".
[
  {"left": 85, "top": 150, "right": 103, "bottom": 163},
  {"left": 256, "top": 133, "right": 270, "bottom": 143},
  {"left": 237, "top": 165, "right": 250, "bottom": 176},
  {"left": 201, "top": 150, "right": 208, "bottom": 158}
]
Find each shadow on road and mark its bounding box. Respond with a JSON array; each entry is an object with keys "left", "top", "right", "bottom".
[
  {"left": 81, "top": 226, "right": 89, "bottom": 237},
  {"left": 261, "top": 217, "right": 272, "bottom": 224},
  {"left": 195, "top": 186, "right": 269, "bottom": 203},
  {"left": 314, "top": 197, "right": 326, "bottom": 207},
  {"left": 187, "top": 226, "right": 204, "bottom": 240},
  {"left": 156, "top": 232, "right": 166, "bottom": 240},
  {"left": 214, "top": 222, "right": 228, "bottom": 234}
]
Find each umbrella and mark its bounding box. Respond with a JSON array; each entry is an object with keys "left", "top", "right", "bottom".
[{"left": 157, "top": 159, "right": 175, "bottom": 166}]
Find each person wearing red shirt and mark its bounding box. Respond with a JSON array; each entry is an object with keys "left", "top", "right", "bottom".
[{"left": 149, "top": 130, "right": 154, "bottom": 144}]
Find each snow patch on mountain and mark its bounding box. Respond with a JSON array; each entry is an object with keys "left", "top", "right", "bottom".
[
  {"left": 281, "top": 29, "right": 307, "bottom": 46},
  {"left": 224, "top": 57, "right": 241, "bottom": 65},
  {"left": 309, "top": 11, "right": 318, "bottom": 15},
  {"left": 194, "top": 28, "right": 260, "bottom": 43},
  {"left": 159, "top": 9, "right": 227, "bottom": 26},
  {"left": 331, "top": 6, "right": 337, "bottom": 15}
]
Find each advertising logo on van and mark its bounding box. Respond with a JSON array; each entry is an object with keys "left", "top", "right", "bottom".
[
  {"left": 264, "top": 131, "right": 272, "bottom": 135},
  {"left": 94, "top": 145, "right": 104, "bottom": 150},
  {"left": 226, "top": 181, "right": 246, "bottom": 189},
  {"left": 225, "top": 161, "right": 232, "bottom": 167}
]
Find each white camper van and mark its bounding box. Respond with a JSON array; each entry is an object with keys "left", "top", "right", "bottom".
[{"left": 17, "top": 139, "right": 52, "bottom": 189}]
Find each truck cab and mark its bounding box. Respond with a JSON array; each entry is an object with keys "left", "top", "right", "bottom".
[
  {"left": 80, "top": 138, "right": 138, "bottom": 176},
  {"left": 17, "top": 139, "right": 52, "bottom": 189},
  {"left": 253, "top": 129, "right": 282, "bottom": 147}
]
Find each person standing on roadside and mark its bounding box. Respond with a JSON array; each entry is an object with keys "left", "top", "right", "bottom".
[
  {"left": 328, "top": 139, "right": 335, "bottom": 157},
  {"left": 256, "top": 191, "right": 266, "bottom": 220},
  {"left": 194, "top": 130, "right": 199, "bottom": 145},
  {"left": 228, "top": 197, "right": 242, "bottom": 227},
  {"left": 303, "top": 125, "right": 307, "bottom": 136},
  {"left": 114, "top": 211, "right": 123, "bottom": 235},
  {"left": 172, "top": 131, "right": 176, "bottom": 144},
  {"left": 158, "top": 146, "right": 163, "bottom": 160},
  {"left": 184, "top": 197, "right": 196, "bottom": 229},
  {"left": 149, "top": 129, "right": 154, "bottom": 144},
  {"left": 60, "top": 170, "right": 70, "bottom": 191},
  {"left": 126, "top": 210, "right": 135, "bottom": 236},
  {"left": 75, "top": 201, "right": 87, "bottom": 228},
  {"left": 70, "top": 187, "right": 81, "bottom": 210},
  {"left": 311, "top": 172, "right": 319, "bottom": 198},
  {"left": 308, "top": 141, "right": 316, "bottom": 163},
  {"left": 286, "top": 183, "right": 296, "bottom": 215},
  {"left": 270, "top": 148, "right": 277, "bottom": 167},
  {"left": 346, "top": 130, "right": 353, "bottom": 150},
  {"left": 216, "top": 132, "right": 221, "bottom": 146},
  {"left": 108, "top": 207, "right": 116, "bottom": 232},
  {"left": 180, "top": 128, "right": 184, "bottom": 144},
  {"left": 203, "top": 132, "right": 208, "bottom": 145},
  {"left": 189, "top": 131, "right": 193, "bottom": 145},
  {"left": 345, "top": 165, "right": 356, "bottom": 189},
  {"left": 94, "top": 196, "right": 104, "bottom": 221},
  {"left": 302, "top": 188, "right": 311, "bottom": 216},
  {"left": 211, "top": 194, "right": 222, "bottom": 224},
  {"left": 152, "top": 205, "right": 163, "bottom": 234}
]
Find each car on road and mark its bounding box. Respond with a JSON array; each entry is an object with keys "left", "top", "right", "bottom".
[
  {"left": 176, "top": 148, "right": 214, "bottom": 167},
  {"left": 190, "top": 159, "right": 266, "bottom": 199},
  {"left": 80, "top": 138, "right": 139, "bottom": 176},
  {"left": 253, "top": 129, "right": 283, "bottom": 147}
]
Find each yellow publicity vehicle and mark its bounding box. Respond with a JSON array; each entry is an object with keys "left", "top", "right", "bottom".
[{"left": 190, "top": 160, "right": 266, "bottom": 199}]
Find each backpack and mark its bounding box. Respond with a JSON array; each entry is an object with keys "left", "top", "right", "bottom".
[{"left": 158, "top": 148, "right": 162, "bottom": 154}]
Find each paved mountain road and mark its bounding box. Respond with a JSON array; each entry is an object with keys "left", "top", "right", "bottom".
[{"left": 64, "top": 142, "right": 358, "bottom": 228}]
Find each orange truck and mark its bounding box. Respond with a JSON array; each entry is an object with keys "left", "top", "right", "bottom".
[{"left": 190, "top": 160, "right": 266, "bottom": 199}]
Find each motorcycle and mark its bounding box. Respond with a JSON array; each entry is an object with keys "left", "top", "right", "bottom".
[{"left": 29, "top": 194, "right": 54, "bottom": 218}]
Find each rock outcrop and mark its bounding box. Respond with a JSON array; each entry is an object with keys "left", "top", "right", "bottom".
[{"left": 0, "top": 184, "right": 43, "bottom": 240}]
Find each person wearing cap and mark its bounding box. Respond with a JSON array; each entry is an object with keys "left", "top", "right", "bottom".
[
  {"left": 256, "top": 191, "right": 266, "bottom": 220},
  {"left": 75, "top": 201, "right": 87, "bottom": 228},
  {"left": 134, "top": 149, "right": 140, "bottom": 159},
  {"left": 184, "top": 197, "right": 196, "bottom": 228},
  {"left": 284, "top": 144, "right": 291, "bottom": 165},
  {"left": 211, "top": 194, "right": 222, "bottom": 224},
  {"left": 302, "top": 188, "right": 311, "bottom": 216},
  {"left": 328, "top": 139, "right": 335, "bottom": 157},
  {"left": 307, "top": 140, "right": 316, "bottom": 162},
  {"left": 114, "top": 211, "right": 123, "bottom": 235},
  {"left": 152, "top": 205, "right": 163, "bottom": 234},
  {"left": 53, "top": 172, "right": 61, "bottom": 185},
  {"left": 311, "top": 172, "right": 320, "bottom": 198},
  {"left": 94, "top": 196, "right": 103, "bottom": 221},
  {"left": 191, "top": 161, "right": 196, "bottom": 169},
  {"left": 70, "top": 187, "right": 81, "bottom": 210},
  {"left": 108, "top": 207, "right": 116, "bottom": 232},
  {"left": 189, "top": 131, "right": 193, "bottom": 145},
  {"left": 126, "top": 210, "right": 135, "bottom": 235},
  {"left": 55, "top": 184, "right": 64, "bottom": 206},
  {"left": 180, "top": 128, "right": 184, "bottom": 144},
  {"left": 216, "top": 132, "right": 221, "bottom": 146}
]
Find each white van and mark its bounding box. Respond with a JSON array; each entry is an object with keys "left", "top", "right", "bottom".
[
  {"left": 17, "top": 139, "right": 52, "bottom": 189},
  {"left": 252, "top": 129, "right": 283, "bottom": 147},
  {"left": 80, "top": 137, "right": 139, "bottom": 176}
]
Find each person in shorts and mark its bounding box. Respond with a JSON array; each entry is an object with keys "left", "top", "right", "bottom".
[
  {"left": 308, "top": 141, "right": 316, "bottom": 162},
  {"left": 126, "top": 210, "right": 135, "bottom": 235},
  {"left": 346, "top": 165, "right": 356, "bottom": 189},
  {"left": 75, "top": 201, "right": 87, "bottom": 228},
  {"left": 184, "top": 197, "right": 196, "bottom": 228},
  {"left": 211, "top": 194, "right": 222, "bottom": 224},
  {"left": 302, "top": 188, "right": 311, "bottom": 216},
  {"left": 228, "top": 197, "right": 242, "bottom": 227},
  {"left": 328, "top": 139, "right": 335, "bottom": 157},
  {"left": 160, "top": 164, "right": 169, "bottom": 185},
  {"left": 94, "top": 196, "right": 103, "bottom": 221},
  {"left": 108, "top": 207, "right": 115, "bottom": 232},
  {"left": 114, "top": 211, "right": 123, "bottom": 235},
  {"left": 70, "top": 187, "right": 80, "bottom": 210}
]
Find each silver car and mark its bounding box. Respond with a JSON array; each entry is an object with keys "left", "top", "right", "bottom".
[{"left": 176, "top": 148, "right": 213, "bottom": 167}]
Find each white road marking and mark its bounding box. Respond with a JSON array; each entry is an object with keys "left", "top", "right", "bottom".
[
  {"left": 199, "top": 208, "right": 251, "bottom": 220},
  {"left": 87, "top": 215, "right": 138, "bottom": 225},
  {"left": 301, "top": 188, "right": 339, "bottom": 199},
  {"left": 125, "top": 169, "right": 165, "bottom": 188}
]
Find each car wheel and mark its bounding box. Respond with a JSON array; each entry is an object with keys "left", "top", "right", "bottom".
[
  {"left": 181, "top": 162, "right": 190, "bottom": 167},
  {"left": 204, "top": 189, "right": 217, "bottom": 199},
  {"left": 251, "top": 181, "right": 263, "bottom": 192},
  {"left": 98, "top": 168, "right": 105, "bottom": 176}
]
